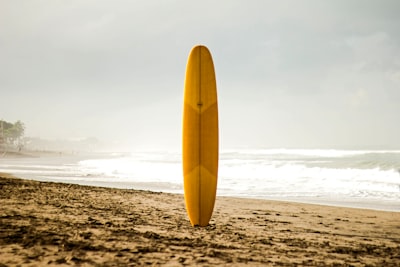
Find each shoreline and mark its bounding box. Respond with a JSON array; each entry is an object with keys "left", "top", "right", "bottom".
[
  {"left": 1, "top": 175, "right": 399, "bottom": 266},
  {"left": 0, "top": 149, "right": 77, "bottom": 158},
  {"left": 6, "top": 173, "right": 400, "bottom": 213},
  {"left": 2, "top": 150, "right": 399, "bottom": 214}
]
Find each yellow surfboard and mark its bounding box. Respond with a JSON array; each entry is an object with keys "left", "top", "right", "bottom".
[{"left": 182, "top": 45, "right": 219, "bottom": 227}]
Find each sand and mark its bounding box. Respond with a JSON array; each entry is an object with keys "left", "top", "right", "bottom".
[{"left": 0, "top": 174, "right": 399, "bottom": 266}]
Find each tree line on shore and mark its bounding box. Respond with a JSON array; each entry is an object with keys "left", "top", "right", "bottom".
[{"left": 0, "top": 120, "right": 25, "bottom": 149}]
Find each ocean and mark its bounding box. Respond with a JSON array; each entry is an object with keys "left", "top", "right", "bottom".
[{"left": 1, "top": 149, "right": 399, "bottom": 212}]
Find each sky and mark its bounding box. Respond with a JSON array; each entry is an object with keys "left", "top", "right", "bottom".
[{"left": 1, "top": 0, "right": 400, "bottom": 150}]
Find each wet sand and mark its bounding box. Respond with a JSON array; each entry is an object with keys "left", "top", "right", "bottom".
[{"left": 1, "top": 174, "right": 399, "bottom": 266}]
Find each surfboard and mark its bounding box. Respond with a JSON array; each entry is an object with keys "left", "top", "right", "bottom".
[{"left": 182, "top": 45, "right": 219, "bottom": 227}]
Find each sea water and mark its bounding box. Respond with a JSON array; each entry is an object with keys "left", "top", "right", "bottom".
[{"left": 1, "top": 149, "right": 399, "bottom": 211}]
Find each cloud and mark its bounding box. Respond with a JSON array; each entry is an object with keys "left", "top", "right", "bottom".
[{"left": 1, "top": 0, "right": 400, "bottom": 149}]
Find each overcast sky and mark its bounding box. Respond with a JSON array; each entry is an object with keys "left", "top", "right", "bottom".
[{"left": 1, "top": 0, "right": 399, "bottom": 150}]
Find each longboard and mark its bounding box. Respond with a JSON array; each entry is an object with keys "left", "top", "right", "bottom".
[{"left": 182, "top": 45, "right": 219, "bottom": 227}]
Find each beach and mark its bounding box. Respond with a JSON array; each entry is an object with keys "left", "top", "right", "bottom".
[{"left": 0, "top": 174, "right": 399, "bottom": 266}]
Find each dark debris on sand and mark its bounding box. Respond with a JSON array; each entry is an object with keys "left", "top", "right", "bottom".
[{"left": 1, "top": 176, "right": 399, "bottom": 266}]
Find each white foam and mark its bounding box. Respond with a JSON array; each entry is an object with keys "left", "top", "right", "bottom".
[{"left": 1, "top": 149, "right": 399, "bottom": 211}]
